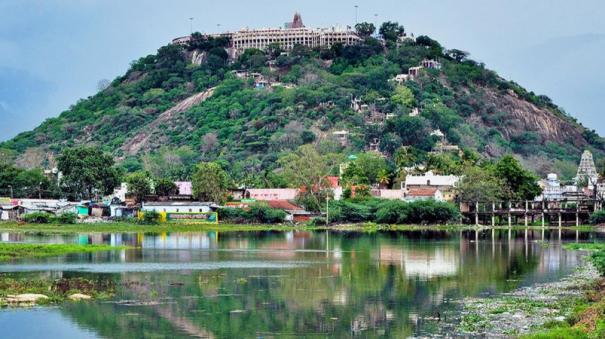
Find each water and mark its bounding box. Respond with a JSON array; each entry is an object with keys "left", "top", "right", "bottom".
[{"left": 0, "top": 228, "right": 601, "bottom": 338}]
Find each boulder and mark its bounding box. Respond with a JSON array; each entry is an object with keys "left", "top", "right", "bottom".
[
  {"left": 68, "top": 293, "right": 92, "bottom": 301},
  {"left": 6, "top": 294, "right": 49, "bottom": 304}
]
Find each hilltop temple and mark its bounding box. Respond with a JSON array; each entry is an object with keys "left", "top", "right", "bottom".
[{"left": 172, "top": 13, "right": 361, "bottom": 56}]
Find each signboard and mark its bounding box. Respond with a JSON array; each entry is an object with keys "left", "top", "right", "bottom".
[{"left": 166, "top": 212, "right": 218, "bottom": 224}]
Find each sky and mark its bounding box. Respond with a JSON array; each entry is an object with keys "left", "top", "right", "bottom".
[{"left": 0, "top": 0, "right": 604, "bottom": 141}]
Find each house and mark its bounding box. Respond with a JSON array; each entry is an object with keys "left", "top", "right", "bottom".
[
  {"left": 105, "top": 183, "right": 128, "bottom": 203},
  {"left": 391, "top": 73, "right": 410, "bottom": 85},
  {"left": 409, "top": 107, "right": 419, "bottom": 117},
  {"left": 141, "top": 201, "right": 214, "bottom": 214},
  {"left": 403, "top": 171, "right": 460, "bottom": 202},
  {"left": 332, "top": 130, "right": 349, "bottom": 146},
  {"left": 175, "top": 181, "right": 193, "bottom": 196},
  {"left": 371, "top": 189, "right": 404, "bottom": 200},
  {"left": 404, "top": 187, "right": 444, "bottom": 201},
  {"left": 421, "top": 59, "right": 442, "bottom": 70},
  {"left": 408, "top": 66, "right": 423, "bottom": 78},
  {"left": 244, "top": 188, "right": 299, "bottom": 201},
  {"left": 266, "top": 200, "right": 314, "bottom": 222}
]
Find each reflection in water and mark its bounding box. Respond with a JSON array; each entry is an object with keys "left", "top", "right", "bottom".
[{"left": 0, "top": 229, "right": 602, "bottom": 338}]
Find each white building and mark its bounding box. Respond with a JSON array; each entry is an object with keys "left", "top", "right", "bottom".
[
  {"left": 173, "top": 13, "right": 360, "bottom": 57},
  {"left": 403, "top": 171, "right": 460, "bottom": 201},
  {"left": 141, "top": 201, "right": 213, "bottom": 213}
]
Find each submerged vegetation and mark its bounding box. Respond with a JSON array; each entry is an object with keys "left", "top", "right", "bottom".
[{"left": 0, "top": 243, "right": 126, "bottom": 261}]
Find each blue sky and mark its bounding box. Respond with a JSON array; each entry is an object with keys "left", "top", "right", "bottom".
[{"left": 1, "top": 0, "right": 604, "bottom": 141}]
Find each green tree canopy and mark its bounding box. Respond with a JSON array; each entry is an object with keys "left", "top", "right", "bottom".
[
  {"left": 355, "top": 22, "right": 376, "bottom": 37},
  {"left": 494, "top": 155, "right": 542, "bottom": 201},
  {"left": 379, "top": 21, "right": 405, "bottom": 42},
  {"left": 191, "top": 162, "right": 230, "bottom": 203},
  {"left": 125, "top": 172, "right": 153, "bottom": 203},
  {"left": 155, "top": 178, "right": 178, "bottom": 197},
  {"left": 456, "top": 166, "right": 508, "bottom": 202},
  {"left": 57, "top": 147, "right": 122, "bottom": 200},
  {"left": 278, "top": 145, "right": 340, "bottom": 211}
]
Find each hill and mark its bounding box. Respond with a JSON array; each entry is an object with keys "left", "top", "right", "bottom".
[{"left": 2, "top": 26, "right": 604, "bottom": 185}]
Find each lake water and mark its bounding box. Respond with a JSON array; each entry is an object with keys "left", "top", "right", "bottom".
[{"left": 0, "top": 228, "right": 601, "bottom": 338}]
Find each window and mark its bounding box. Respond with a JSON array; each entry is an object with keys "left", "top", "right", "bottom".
[
  {"left": 189, "top": 209, "right": 192, "bottom": 212},
  {"left": 176, "top": 208, "right": 179, "bottom": 212}
]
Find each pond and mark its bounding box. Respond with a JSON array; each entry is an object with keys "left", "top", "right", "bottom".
[{"left": 0, "top": 228, "right": 601, "bottom": 338}]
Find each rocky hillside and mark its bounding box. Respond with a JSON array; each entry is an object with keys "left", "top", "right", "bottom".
[{"left": 1, "top": 32, "right": 603, "bottom": 183}]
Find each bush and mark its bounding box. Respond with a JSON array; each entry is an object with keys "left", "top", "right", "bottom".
[
  {"left": 329, "top": 198, "right": 460, "bottom": 225},
  {"left": 218, "top": 204, "right": 286, "bottom": 224},
  {"left": 247, "top": 204, "right": 287, "bottom": 224},
  {"left": 52, "top": 212, "right": 77, "bottom": 224},
  {"left": 139, "top": 211, "right": 161, "bottom": 225},
  {"left": 590, "top": 210, "right": 605, "bottom": 225},
  {"left": 309, "top": 217, "right": 327, "bottom": 226},
  {"left": 591, "top": 251, "right": 605, "bottom": 276},
  {"left": 22, "top": 212, "right": 52, "bottom": 224}
]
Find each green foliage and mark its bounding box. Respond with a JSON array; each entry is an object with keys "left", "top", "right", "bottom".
[
  {"left": 379, "top": 21, "right": 405, "bottom": 42},
  {"left": 155, "top": 178, "right": 178, "bottom": 197},
  {"left": 218, "top": 204, "right": 286, "bottom": 224},
  {"left": 329, "top": 198, "right": 459, "bottom": 224},
  {"left": 22, "top": 212, "right": 52, "bottom": 224},
  {"left": 191, "top": 162, "right": 230, "bottom": 203},
  {"left": 57, "top": 147, "right": 122, "bottom": 200},
  {"left": 53, "top": 212, "right": 77, "bottom": 224},
  {"left": 355, "top": 22, "right": 376, "bottom": 37},
  {"left": 494, "top": 155, "right": 542, "bottom": 201},
  {"left": 125, "top": 172, "right": 152, "bottom": 203},
  {"left": 589, "top": 210, "right": 605, "bottom": 225},
  {"left": 139, "top": 211, "right": 160, "bottom": 225}
]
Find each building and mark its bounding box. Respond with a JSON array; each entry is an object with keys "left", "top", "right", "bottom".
[
  {"left": 175, "top": 182, "right": 193, "bottom": 196},
  {"left": 408, "top": 66, "right": 423, "bottom": 78},
  {"left": 403, "top": 171, "right": 460, "bottom": 201},
  {"left": 244, "top": 188, "right": 299, "bottom": 201},
  {"left": 173, "top": 13, "right": 361, "bottom": 57},
  {"left": 404, "top": 187, "right": 444, "bottom": 201},
  {"left": 421, "top": 59, "right": 442, "bottom": 70},
  {"left": 141, "top": 201, "right": 213, "bottom": 213},
  {"left": 575, "top": 150, "right": 599, "bottom": 188}
]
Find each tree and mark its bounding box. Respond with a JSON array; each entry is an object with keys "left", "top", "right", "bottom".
[
  {"left": 201, "top": 132, "right": 219, "bottom": 154},
  {"left": 57, "top": 147, "right": 122, "bottom": 200},
  {"left": 126, "top": 172, "right": 153, "bottom": 203},
  {"left": 391, "top": 85, "right": 415, "bottom": 108},
  {"left": 355, "top": 22, "right": 376, "bottom": 37},
  {"left": 447, "top": 49, "right": 469, "bottom": 62},
  {"left": 494, "top": 155, "right": 542, "bottom": 201},
  {"left": 278, "top": 145, "right": 338, "bottom": 212},
  {"left": 344, "top": 152, "right": 390, "bottom": 186},
  {"left": 456, "top": 166, "right": 507, "bottom": 202},
  {"left": 191, "top": 162, "right": 230, "bottom": 203},
  {"left": 379, "top": 21, "right": 405, "bottom": 42},
  {"left": 155, "top": 178, "right": 178, "bottom": 197}
]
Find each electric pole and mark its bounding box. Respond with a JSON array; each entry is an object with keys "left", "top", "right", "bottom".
[
  {"left": 189, "top": 17, "right": 194, "bottom": 34},
  {"left": 354, "top": 5, "right": 359, "bottom": 25}
]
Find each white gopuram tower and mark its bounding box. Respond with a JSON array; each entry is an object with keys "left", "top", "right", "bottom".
[{"left": 575, "top": 150, "right": 599, "bottom": 188}]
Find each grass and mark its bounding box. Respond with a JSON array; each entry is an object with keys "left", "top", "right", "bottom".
[
  {"left": 0, "top": 243, "right": 127, "bottom": 261},
  {"left": 0, "top": 221, "right": 596, "bottom": 235},
  {"left": 0, "top": 276, "right": 116, "bottom": 306},
  {"left": 523, "top": 243, "right": 605, "bottom": 338}
]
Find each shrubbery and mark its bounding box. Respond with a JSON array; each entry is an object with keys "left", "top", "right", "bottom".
[
  {"left": 590, "top": 210, "right": 605, "bottom": 225},
  {"left": 218, "top": 203, "right": 286, "bottom": 224},
  {"left": 22, "top": 212, "right": 52, "bottom": 224},
  {"left": 53, "top": 212, "right": 77, "bottom": 224},
  {"left": 139, "top": 211, "right": 161, "bottom": 225},
  {"left": 22, "top": 211, "right": 78, "bottom": 224},
  {"left": 329, "top": 198, "right": 459, "bottom": 225}
]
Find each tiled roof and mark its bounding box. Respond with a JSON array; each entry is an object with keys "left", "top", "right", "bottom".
[
  {"left": 266, "top": 200, "right": 303, "bottom": 211},
  {"left": 407, "top": 187, "right": 438, "bottom": 197}
]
